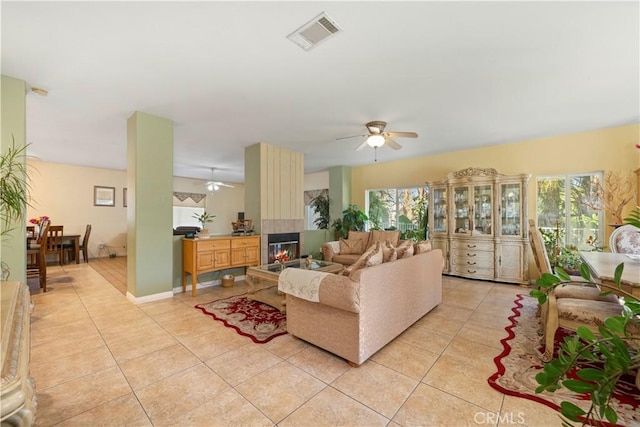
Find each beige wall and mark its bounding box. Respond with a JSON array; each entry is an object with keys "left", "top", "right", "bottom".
[
  {"left": 351, "top": 123, "right": 640, "bottom": 275},
  {"left": 26, "top": 160, "right": 245, "bottom": 259}
]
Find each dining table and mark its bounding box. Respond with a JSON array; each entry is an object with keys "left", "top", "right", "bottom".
[
  {"left": 579, "top": 251, "right": 640, "bottom": 297},
  {"left": 27, "top": 231, "right": 81, "bottom": 265}
]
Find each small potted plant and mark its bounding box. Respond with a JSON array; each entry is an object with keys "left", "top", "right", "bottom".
[{"left": 193, "top": 212, "right": 215, "bottom": 235}]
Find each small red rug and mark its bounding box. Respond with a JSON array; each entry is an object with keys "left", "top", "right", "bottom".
[
  {"left": 195, "top": 295, "right": 287, "bottom": 343},
  {"left": 488, "top": 294, "right": 639, "bottom": 427}
]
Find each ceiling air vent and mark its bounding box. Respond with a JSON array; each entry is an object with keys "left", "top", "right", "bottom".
[{"left": 287, "top": 12, "right": 341, "bottom": 51}]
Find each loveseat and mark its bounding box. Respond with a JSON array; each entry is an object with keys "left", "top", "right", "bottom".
[
  {"left": 322, "top": 229, "right": 402, "bottom": 266},
  {"left": 278, "top": 248, "right": 443, "bottom": 365}
]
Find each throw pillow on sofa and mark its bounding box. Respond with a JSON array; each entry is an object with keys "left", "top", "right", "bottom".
[
  {"left": 367, "top": 229, "right": 401, "bottom": 249},
  {"left": 339, "top": 238, "right": 364, "bottom": 255},
  {"left": 347, "top": 241, "right": 384, "bottom": 279},
  {"left": 382, "top": 241, "right": 398, "bottom": 263},
  {"left": 346, "top": 231, "right": 370, "bottom": 252},
  {"left": 414, "top": 240, "right": 432, "bottom": 254},
  {"left": 396, "top": 240, "right": 414, "bottom": 258}
]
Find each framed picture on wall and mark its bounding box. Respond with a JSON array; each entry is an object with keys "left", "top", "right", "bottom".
[
  {"left": 123, "top": 188, "right": 128, "bottom": 207},
  {"left": 94, "top": 186, "right": 115, "bottom": 207}
]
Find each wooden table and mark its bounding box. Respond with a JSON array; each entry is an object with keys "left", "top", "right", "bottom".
[
  {"left": 245, "top": 259, "right": 344, "bottom": 313},
  {"left": 27, "top": 234, "right": 80, "bottom": 264},
  {"left": 579, "top": 251, "right": 640, "bottom": 297}
]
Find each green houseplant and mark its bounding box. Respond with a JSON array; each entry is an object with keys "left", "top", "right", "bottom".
[
  {"left": 1, "top": 138, "right": 30, "bottom": 280},
  {"left": 193, "top": 211, "right": 215, "bottom": 234},
  {"left": 530, "top": 208, "right": 640, "bottom": 426},
  {"left": 332, "top": 204, "right": 368, "bottom": 239},
  {"left": 309, "top": 192, "right": 330, "bottom": 230}
]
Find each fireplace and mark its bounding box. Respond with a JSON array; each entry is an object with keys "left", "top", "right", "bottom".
[{"left": 268, "top": 232, "right": 300, "bottom": 263}]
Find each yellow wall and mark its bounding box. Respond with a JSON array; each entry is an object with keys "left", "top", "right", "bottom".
[{"left": 351, "top": 124, "right": 640, "bottom": 275}]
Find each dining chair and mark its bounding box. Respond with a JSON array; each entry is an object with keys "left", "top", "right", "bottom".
[
  {"left": 27, "top": 221, "right": 50, "bottom": 292},
  {"left": 46, "top": 225, "right": 65, "bottom": 266},
  {"left": 609, "top": 224, "right": 640, "bottom": 254},
  {"left": 64, "top": 224, "right": 91, "bottom": 263}
]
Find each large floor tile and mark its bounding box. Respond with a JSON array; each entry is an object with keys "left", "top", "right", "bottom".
[
  {"left": 56, "top": 393, "right": 152, "bottom": 427},
  {"left": 370, "top": 339, "right": 439, "bottom": 380},
  {"left": 286, "top": 346, "right": 350, "bottom": 384},
  {"left": 135, "top": 364, "right": 230, "bottom": 426},
  {"left": 205, "top": 343, "right": 282, "bottom": 386},
  {"left": 235, "top": 361, "right": 326, "bottom": 423},
  {"left": 332, "top": 361, "right": 418, "bottom": 418},
  {"left": 393, "top": 383, "right": 493, "bottom": 426},
  {"left": 180, "top": 388, "right": 273, "bottom": 427},
  {"left": 280, "top": 386, "right": 389, "bottom": 427}
]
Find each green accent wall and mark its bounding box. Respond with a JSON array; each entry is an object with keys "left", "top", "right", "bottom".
[
  {"left": 0, "top": 75, "right": 27, "bottom": 283},
  {"left": 328, "top": 166, "right": 351, "bottom": 227},
  {"left": 126, "top": 112, "right": 173, "bottom": 297}
]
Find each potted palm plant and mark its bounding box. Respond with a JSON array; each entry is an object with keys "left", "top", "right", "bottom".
[
  {"left": 1, "top": 139, "right": 30, "bottom": 280},
  {"left": 193, "top": 212, "right": 215, "bottom": 235}
]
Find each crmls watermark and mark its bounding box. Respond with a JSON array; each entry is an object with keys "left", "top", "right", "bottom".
[{"left": 474, "top": 412, "right": 526, "bottom": 425}]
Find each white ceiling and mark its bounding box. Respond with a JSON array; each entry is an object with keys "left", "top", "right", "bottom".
[{"left": 2, "top": 1, "right": 638, "bottom": 184}]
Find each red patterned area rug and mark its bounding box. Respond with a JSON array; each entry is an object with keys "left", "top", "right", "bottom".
[
  {"left": 488, "top": 294, "right": 639, "bottom": 427},
  {"left": 195, "top": 295, "right": 287, "bottom": 344}
]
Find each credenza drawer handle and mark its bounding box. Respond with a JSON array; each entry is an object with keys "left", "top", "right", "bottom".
[
  {"left": 467, "top": 261, "right": 476, "bottom": 265},
  {"left": 467, "top": 270, "right": 477, "bottom": 273},
  {"left": 467, "top": 244, "right": 476, "bottom": 248},
  {"left": 467, "top": 253, "right": 476, "bottom": 257}
]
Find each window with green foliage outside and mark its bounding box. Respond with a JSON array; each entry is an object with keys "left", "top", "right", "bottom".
[{"left": 366, "top": 187, "right": 429, "bottom": 240}]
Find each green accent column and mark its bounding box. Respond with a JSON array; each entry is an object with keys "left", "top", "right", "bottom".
[
  {"left": 328, "top": 165, "right": 351, "bottom": 227},
  {"left": 1, "top": 75, "right": 27, "bottom": 283},
  {"left": 244, "top": 143, "right": 262, "bottom": 233},
  {"left": 127, "top": 112, "right": 173, "bottom": 298}
]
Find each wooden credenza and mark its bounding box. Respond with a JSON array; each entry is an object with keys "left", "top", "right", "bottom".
[
  {"left": 1, "top": 281, "right": 36, "bottom": 426},
  {"left": 182, "top": 235, "right": 260, "bottom": 296}
]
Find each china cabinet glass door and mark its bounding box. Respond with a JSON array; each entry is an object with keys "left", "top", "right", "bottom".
[
  {"left": 453, "top": 186, "right": 470, "bottom": 235},
  {"left": 432, "top": 187, "right": 447, "bottom": 234},
  {"left": 472, "top": 184, "right": 492, "bottom": 236},
  {"left": 500, "top": 183, "right": 522, "bottom": 236}
]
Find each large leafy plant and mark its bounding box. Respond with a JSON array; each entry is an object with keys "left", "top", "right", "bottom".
[
  {"left": 309, "top": 192, "right": 330, "bottom": 230},
  {"left": 332, "top": 204, "right": 368, "bottom": 239},
  {"left": 1, "top": 138, "right": 30, "bottom": 238},
  {"left": 530, "top": 209, "right": 640, "bottom": 426}
]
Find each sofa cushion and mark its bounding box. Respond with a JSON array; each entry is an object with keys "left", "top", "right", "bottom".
[
  {"left": 396, "top": 240, "right": 414, "bottom": 258},
  {"left": 339, "top": 238, "right": 364, "bottom": 255},
  {"left": 347, "top": 231, "right": 370, "bottom": 250},
  {"left": 414, "top": 240, "right": 432, "bottom": 254},
  {"left": 367, "top": 230, "right": 401, "bottom": 249},
  {"left": 332, "top": 253, "right": 361, "bottom": 267}
]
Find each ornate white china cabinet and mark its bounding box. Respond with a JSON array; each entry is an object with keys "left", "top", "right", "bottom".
[{"left": 427, "top": 167, "right": 530, "bottom": 284}]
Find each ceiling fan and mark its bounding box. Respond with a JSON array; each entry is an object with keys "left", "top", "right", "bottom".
[
  {"left": 205, "top": 167, "right": 234, "bottom": 191},
  {"left": 336, "top": 121, "right": 419, "bottom": 152}
]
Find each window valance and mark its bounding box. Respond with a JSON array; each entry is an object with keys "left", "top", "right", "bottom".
[{"left": 173, "top": 192, "right": 206, "bottom": 207}]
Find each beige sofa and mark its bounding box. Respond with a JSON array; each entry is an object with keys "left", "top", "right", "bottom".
[
  {"left": 322, "top": 230, "right": 402, "bottom": 266},
  {"left": 278, "top": 249, "right": 443, "bottom": 365}
]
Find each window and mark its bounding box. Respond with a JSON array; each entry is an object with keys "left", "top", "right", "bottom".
[
  {"left": 172, "top": 192, "right": 207, "bottom": 229},
  {"left": 366, "top": 187, "right": 428, "bottom": 237},
  {"left": 173, "top": 206, "right": 204, "bottom": 229},
  {"left": 536, "top": 172, "right": 603, "bottom": 251}
]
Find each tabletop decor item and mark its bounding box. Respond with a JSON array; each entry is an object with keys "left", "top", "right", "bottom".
[{"left": 192, "top": 211, "right": 215, "bottom": 234}]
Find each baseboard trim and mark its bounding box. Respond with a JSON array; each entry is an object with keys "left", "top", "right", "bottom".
[
  {"left": 172, "top": 274, "right": 246, "bottom": 295},
  {"left": 126, "top": 290, "right": 174, "bottom": 304}
]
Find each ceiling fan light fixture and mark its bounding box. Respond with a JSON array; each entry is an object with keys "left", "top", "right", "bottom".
[{"left": 367, "top": 134, "right": 385, "bottom": 148}]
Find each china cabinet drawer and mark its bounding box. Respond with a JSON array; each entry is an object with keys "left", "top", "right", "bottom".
[
  {"left": 451, "top": 264, "right": 494, "bottom": 279},
  {"left": 451, "top": 240, "right": 493, "bottom": 252},
  {"left": 451, "top": 249, "right": 494, "bottom": 263}
]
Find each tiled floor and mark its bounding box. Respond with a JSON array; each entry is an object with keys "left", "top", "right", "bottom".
[{"left": 29, "top": 261, "right": 562, "bottom": 426}]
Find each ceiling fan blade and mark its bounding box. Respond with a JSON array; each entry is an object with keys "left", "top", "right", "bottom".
[
  {"left": 385, "top": 137, "right": 403, "bottom": 150},
  {"left": 385, "top": 131, "right": 418, "bottom": 138},
  {"left": 355, "top": 139, "right": 369, "bottom": 151},
  {"left": 217, "top": 182, "right": 234, "bottom": 188},
  {"left": 337, "top": 134, "right": 367, "bottom": 141}
]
